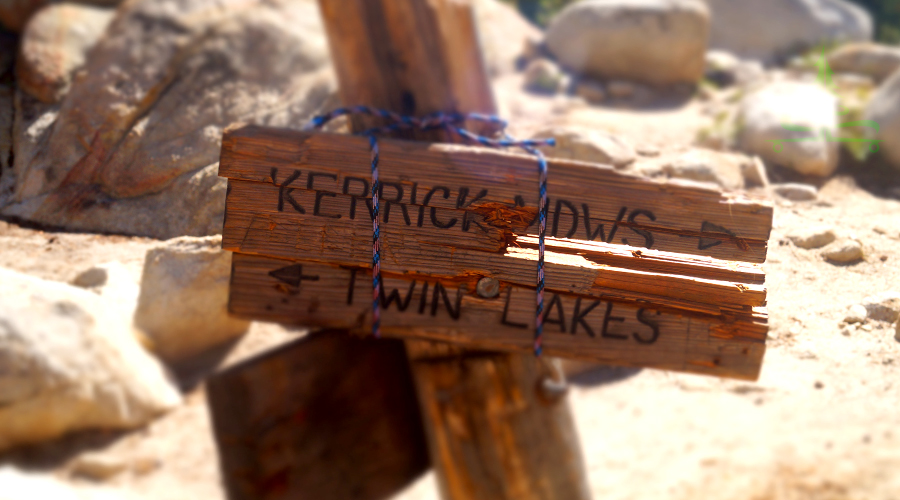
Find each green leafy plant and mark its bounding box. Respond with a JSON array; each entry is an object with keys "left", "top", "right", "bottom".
[{"left": 834, "top": 84, "right": 878, "bottom": 162}]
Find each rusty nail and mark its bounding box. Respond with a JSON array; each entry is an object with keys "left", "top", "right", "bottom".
[{"left": 476, "top": 277, "right": 500, "bottom": 298}]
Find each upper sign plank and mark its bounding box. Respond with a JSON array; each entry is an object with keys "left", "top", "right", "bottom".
[{"left": 219, "top": 125, "right": 773, "bottom": 263}]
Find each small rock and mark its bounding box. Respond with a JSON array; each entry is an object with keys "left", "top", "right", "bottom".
[
  {"left": 607, "top": 80, "right": 637, "bottom": 99},
  {"left": 732, "top": 60, "right": 766, "bottom": 86},
  {"left": 72, "top": 267, "right": 110, "bottom": 289},
  {"left": 72, "top": 452, "right": 127, "bottom": 481},
  {"left": 741, "top": 156, "right": 770, "bottom": 188},
  {"left": 827, "top": 42, "right": 900, "bottom": 83},
  {"left": 814, "top": 381, "right": 824, "bottom": 389},
  {"left": 523, "top": 58, "right": 564, "bottom": 94},
  {"left": 861, "top": 291, "right": 900, "bottom": 323},
  {"left": 894, "top": 321, "right": 900, "bottom": 342},
  {"left": 737, "top": 82, "right": 839, "bottom": 177},
  {"left": 636, "top": 144, "right": 660, "bottom": 157},
  {"left": 16, "top": 3, "right": 115, "bottom": 103},
  {"left": 821, "top": 239, "right": 864, "bottom": 263},
  {"left": 772, "top": 183, "right": 817, "bottom": 201},
  {"left": 705, "top": 50, "right": 740, "bottom": 85},
  {"left": 704, "top": 50, "right": 766, "bottom": 88},
  {"left": 840, "top": 326, "right": 852, "bottom": 336},
  {"left": 787, "top": 225, "right": 836, "bottom": 249},
  {"left": 134, "top": 236, "right": 251, "bottom": 363},
  {"left": 574, "top": 79, "right": 606, "bottom": 104},
  {"left": 861, "top": 323, "right": 873, "bottom": 332},
  {"left": 534, "top": 127, "right": 636, "bottom": 168},
  {"left": 661, "top": 149, "right": 746, "bottom": 189},
  {"left": 844, "top": 304, "right": 868, "bottom": 323}
]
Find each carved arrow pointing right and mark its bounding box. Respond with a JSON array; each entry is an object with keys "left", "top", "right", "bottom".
[{"left": 698, "top": 221, "right": 738, "bottom": 250}]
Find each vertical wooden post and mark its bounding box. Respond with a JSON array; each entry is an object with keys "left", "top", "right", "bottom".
[{"left": 316, "top": 1, "right": 591, "bottom": 499}]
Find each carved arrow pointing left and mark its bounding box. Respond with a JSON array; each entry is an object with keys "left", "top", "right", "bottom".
[{"left": 268, "top": 264, "right": 320, "bottom": 287}]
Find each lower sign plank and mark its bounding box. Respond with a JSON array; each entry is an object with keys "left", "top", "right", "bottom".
[
  {"left": 207, "top": 330, "right": 429, "bottom": 500},
  {"left": 228, "top": 253, "right": 767, "bottom": 380}
]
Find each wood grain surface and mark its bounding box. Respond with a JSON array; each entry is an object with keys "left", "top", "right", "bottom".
[
  {"left": 220, "top": 126, "right": 773, "bottom": 262},
  {"left": 228, "top": 252, "right": 766, "bottom": 380},
  {"left": 207, "top": 331, "right": 429, "bottom": 500}
]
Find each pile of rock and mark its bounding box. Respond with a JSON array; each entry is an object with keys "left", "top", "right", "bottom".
[
  {"left": 515, "top": 0, "right": 900, "bottom": 181},
  {"left": 842, "top": 291, "right": 900, "bottom": 341},
  {"left": 0, "top": 233, "right": 248, "bottom": 455}
]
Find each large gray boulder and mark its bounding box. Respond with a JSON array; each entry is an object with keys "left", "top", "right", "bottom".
[
  {"left": 737, "top": 81, "right": 839, "bottom": 176},
  {"left": 704, "top": 0, "right": 872, "bottom": 63},
  {"left": 1, "top": 0, "right": 335, "bottom": 239},
  {"left": 134, "top": 236, "right": 250, "bottom": 363},
  {"left": 864, "top": 69, "right": 900, "bottom": 169},
  {"left": 545, "top": 0, "right": 710, "bottom": 86},
  {"left": 827, "top": 42, "right": 900, "bottom": 83},
  {"left": 0, "top": 267, "right": 181, "bottom": 452}
]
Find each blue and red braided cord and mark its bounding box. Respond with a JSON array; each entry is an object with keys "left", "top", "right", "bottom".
[{"left": 303, "top": 106, "right": 554, "bottom": 356}]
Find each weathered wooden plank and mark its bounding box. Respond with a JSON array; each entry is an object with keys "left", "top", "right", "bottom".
[
  {"left": 405, "top": 345, "right": 591, "bottom": 500},
  {"left": 317, "top": 0, "right": 496, "bottom": 141},
  {"left": 227, "top": 253, "right": 766, "bottom": 380},
  {"left": 206, "top": 330, "right": 429, "bottom": 500},
  {"left": 223, "top": 178, "right": 766, "bottom": 286},
  {"left": 218, "top": 126, "right": 773, "bottom": 262},
  {"left": 222, "top": 180, "right": 765, "bottom": 315}
]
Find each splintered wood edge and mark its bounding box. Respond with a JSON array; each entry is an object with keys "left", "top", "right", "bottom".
[
  {"left": 217, "top": 126, "right": 774, "bottom": 246},
  {"left": 227, "top": 252, "right": 767, "bottom": 381}
]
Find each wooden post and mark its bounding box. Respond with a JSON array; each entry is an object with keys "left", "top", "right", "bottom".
[{"left": 316, "top": 1, "right": 592, "bottom": 499}]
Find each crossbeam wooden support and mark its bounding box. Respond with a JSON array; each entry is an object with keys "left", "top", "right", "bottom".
[{"left": 313, "top": 1, "right": 592, "bottom": 499}]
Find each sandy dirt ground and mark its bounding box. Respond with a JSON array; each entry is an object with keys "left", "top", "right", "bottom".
[{"left": 1, "top": 79, "right": 899, "bottom": 500}]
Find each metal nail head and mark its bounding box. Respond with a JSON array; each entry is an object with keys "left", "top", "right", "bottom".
[{"left": 476, "top": 277, "right": 500, "bottom": 298}]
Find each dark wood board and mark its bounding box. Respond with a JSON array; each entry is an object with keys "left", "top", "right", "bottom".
[{"left": 207, "top": 331, "right": 429, "bottom": 500}]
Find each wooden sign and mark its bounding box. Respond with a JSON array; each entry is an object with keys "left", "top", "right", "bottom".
[{"left": 219, "top": 125, "right": 773, "bottom": 380}]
